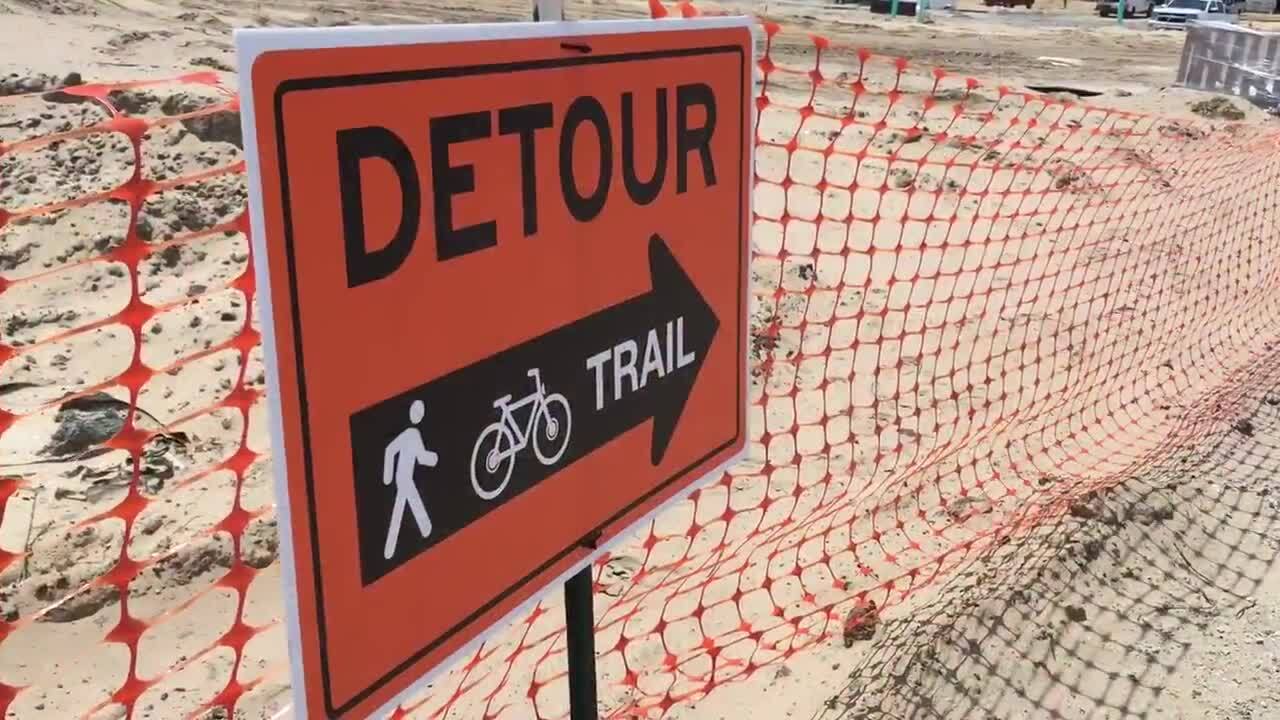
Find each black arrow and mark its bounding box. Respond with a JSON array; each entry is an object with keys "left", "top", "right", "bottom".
[
  {"left": 347, "top": 234, "right": 719, "bottom": 585},
  {"left": 576, "top": 234, "right": 719, "bottom": 466}
]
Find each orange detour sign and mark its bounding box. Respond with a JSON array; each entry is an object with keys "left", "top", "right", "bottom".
[{"left": 236, "top": 17, "right": 751, "bottom": 719}]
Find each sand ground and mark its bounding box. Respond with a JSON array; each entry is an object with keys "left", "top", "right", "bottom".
[{"left": 1, "top": 0, "right": 1279, "bottom": 718}]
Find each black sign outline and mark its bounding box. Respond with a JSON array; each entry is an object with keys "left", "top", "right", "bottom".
[{"left": 271, "top": 43, "right": 746, "bottom": 717}]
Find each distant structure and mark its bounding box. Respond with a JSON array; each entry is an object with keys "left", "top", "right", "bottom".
[{"left": 1177, "top": 22, "right": 1280, "bottom": 109}]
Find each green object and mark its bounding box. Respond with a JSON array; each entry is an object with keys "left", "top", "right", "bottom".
[
  {"left": 1118, "top": 0, "right": 1125, "bottom": 23},
  {"left": 891, "top": 0, "right": 900, "bottom": 17}
]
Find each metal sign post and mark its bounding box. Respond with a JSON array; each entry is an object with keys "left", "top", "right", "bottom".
[
  {"left": 564, "top": 563, "right": 599, "bottom": 720},
  {"left": 527, "top": 6, "right": 596, "bottom": 718},
  {"left": 534, "top": 0, "right": 566, "bottom": 21}
]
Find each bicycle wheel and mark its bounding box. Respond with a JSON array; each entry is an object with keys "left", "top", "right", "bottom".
[
  {"left": 533, "top": 393, "right": 572, "bottom": 465},
  {"left": 471, "top": 423, "right": 516, "bottom": 500}
]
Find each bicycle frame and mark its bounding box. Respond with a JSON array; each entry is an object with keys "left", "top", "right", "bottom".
[{"left": 493, "top": 372, "right": 547, "bottom": 457}]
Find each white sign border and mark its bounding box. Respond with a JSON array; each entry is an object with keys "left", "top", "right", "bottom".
[{"left": 235, "top": 15, "right": 756, "bottom": 720}]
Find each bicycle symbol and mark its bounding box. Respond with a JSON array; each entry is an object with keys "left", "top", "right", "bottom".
[{"left": 470, "top": 368, "right": 573, "bottom": 500}]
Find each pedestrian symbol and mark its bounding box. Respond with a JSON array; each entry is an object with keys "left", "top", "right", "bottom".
[{"left": 382, "top": 399, "right": 437, "bottom": 559}]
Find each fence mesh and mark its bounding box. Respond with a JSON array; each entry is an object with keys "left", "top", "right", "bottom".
[{"left": 2, "top": 4, "right": 1280, "bottom": 719}]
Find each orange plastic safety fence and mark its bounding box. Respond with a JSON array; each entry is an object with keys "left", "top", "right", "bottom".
[
  {"left": 3, "top": 7, "right": 1280, "bottom": 720},
  {"left": 0, "top": 76, "right": 284, "bottom": 719}
]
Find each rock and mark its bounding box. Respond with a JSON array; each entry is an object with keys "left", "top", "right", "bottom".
[
  {"left": 180, "top": 110, "right": 243, "bottom": 149},
  {"left": 1068, "top": 492, "right": 1105, "bottom": 521},
  {"left": 108, "top": 30, "right": 151, "bottom": 48},
  {"left": 0, "top": 73, "right": 63, "bottom": 97},
  {"left": 1063, "top": 605, "right": 1088, "bottom": 623},
  {"left": 1073, "top": 538, "right": 1105, "bottom": 563},
  {"left": 598, "top": 554, "right": 642, "bottom": 598},
  {"left": 40, "top": 392, "right": 128, "bottom": 458},
  {"left": 843, "top": 600, "right": 879, "bottom": 646},
  {"left": 137, "top": 432, "right": 191, "bottom": 495},
  {"left": 158, "top": 244, "right": 182, "bottom": 268},
  {"left": 151, "top": 537, "right": 233, "bottom": 587},
  {"left": 133, "top": 215, "right": 156, "bottom": 241},
  {"left": 190, "top": 56, "right": 234, "bottom": 73},
  {"left": 242, "top": 518, "right": 280, "bottom": 569},
  {"left": 945, "top": 494, "right": 992, "bottom": 521},
  {"left": 1159, "top": 121, "right": 1208, "bottom": 141},
  {"left": 160, "top": 91, "right": 207, "bottom": 116},
  {"left": 38, "top": 584, "right": 118, "bottom": 623},
  {"left": 1190, "top": 96, "right": 1246, "bottom": 122},
  {"left": 105, "top": 89, "right": 155, "bottom": 115},
  {"left": 1130, "top": 497, "right": 1176, "bottom": 525},
  {"left": 0, "top": 381, "right": 40, "bottom": 397},
  {"left": 137, "top": 514, "right": 165, "bottom": 536},
  {"left": 888, "top": 167, "right": 916, "bottom": 189},
  {"left": 0, "top": 242, "right": 33, "bottom": 272}
]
